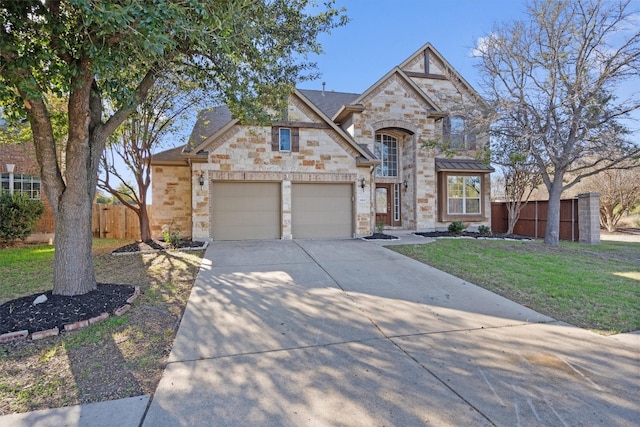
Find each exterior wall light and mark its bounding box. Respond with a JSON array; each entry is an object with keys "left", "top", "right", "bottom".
[
  {"left": 403, "top": 178, "right": 408, "bottom": 191},
  {"left": 359, "top": 177, "right": 366, "bottom": 191},
  {"left": 199, "top": 172, "right": 205, "bottom": 189},
  {"left": 6, "top": 164, "right": 15, "bottom": 195}
]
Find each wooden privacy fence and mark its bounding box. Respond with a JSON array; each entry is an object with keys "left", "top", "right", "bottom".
[
  {"left": 491, "top": 199, "right": 580, "bottom": 241},
  {"left": 92, "top": 204, "right": 151, "bottom": 240}
]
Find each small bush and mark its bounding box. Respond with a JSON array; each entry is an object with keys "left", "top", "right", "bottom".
[
  {"left": 376, "top": 221, "right": 384, "bottom": 234},
  {"left": 0, "top": 192, "right": 45, "bottom": 243},
  {"left": 447, "top": 221, "right": 466, "bottom": 234},
  {"left": 162, "top": 222, "right": 181, "bottom": 248},
  {"left": 478, "top": 225, "right": 491, "bottom": 235}
]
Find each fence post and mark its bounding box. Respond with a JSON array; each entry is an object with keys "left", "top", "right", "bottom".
[{"left": 578, "top": 193, "right": 600, "bottom": 244}]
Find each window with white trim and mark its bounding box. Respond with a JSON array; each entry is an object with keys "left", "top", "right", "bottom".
[
  {"left": 374, "top": 134, "right": 398, "bottom": 177},
  {"left": 447, "top": 175, "right": 480, "bottom": 214},
  {"left": 1, "top": 173, "right": 41, "bottom": 199}
]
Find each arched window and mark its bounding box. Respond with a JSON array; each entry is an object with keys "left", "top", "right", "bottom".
[
  {"left": 374, "top": 134, "right": 398, "bottom": 177},
  {"left": 0, "top": 173, "right": 41, "bottom": 199}
]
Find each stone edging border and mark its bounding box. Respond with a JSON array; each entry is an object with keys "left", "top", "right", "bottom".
[
  {"left": 0, "top": 286, "right": 140, "bottom": 344},
  {"left": 111, "top": 242, "right": 209, "bottom": 256}
]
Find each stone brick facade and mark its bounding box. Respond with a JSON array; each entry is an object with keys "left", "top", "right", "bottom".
[
  {"left": 150, "top": 165, "right": 192, "bottom": 239},
  {"left": 151, "top": 42, "right": 494, "bottom": 240}
]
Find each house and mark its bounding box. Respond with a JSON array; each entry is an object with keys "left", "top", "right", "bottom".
[
  {"left": 150, "top": 42, "right": 494, "bottom": 240},
  {"left": 0, "top": 142, "right": 55, "bottom": 242}
]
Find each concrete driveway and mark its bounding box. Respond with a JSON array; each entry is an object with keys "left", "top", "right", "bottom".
[{"left": 143, "top": 239, "right": 639, "bottom": 426}]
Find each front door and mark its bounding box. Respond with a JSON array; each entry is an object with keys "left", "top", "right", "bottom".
[{"left": 375, "top": 184, "right": 401, "bottom": 227}]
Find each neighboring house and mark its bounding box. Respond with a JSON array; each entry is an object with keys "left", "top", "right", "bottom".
[
  {"left": 150, "top": 42, "right": 494, "bottom": 241},
  {"left": 0, "top": 142, "right": 55, "bottom": 242}
]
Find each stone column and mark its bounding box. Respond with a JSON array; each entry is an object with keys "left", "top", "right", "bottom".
[
  {"left": 281, "top": 178, "right": 292, "bottom": 239},
  {"left": 578, "top": 193, "right": 600, "bottom": 244}
]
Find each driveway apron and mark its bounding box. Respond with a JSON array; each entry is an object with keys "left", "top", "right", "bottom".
[{"left": 143, "top": 239, "right": 639, "bottom": 426}]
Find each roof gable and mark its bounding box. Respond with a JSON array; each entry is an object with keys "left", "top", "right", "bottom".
[
  {"left": 182, "top": 90, "right": 377, "bottom": 164},
  {"left": 352, "top": 67, "right": 444, "bottom": 115},
  {"left": 399, "top": 42, "right": 484, "bottom": 104}
]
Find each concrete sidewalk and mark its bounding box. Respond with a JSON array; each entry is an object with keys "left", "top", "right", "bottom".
[{"left": 2, "top": 238, "right": 638, "bottom": 426}]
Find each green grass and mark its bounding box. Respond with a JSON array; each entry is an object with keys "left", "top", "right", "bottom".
[
  {"left": 390, "top": 239, "right": 640, "bottom": 334},
  {"left": 0, "top": 239, "right": 131, "bottom": 304},
  {"left": 63, "top": 315, "right": 129, "bottom": 350}
]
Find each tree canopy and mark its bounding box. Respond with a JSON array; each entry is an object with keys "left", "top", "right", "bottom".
[
  {"left": 0, "top": 0, "right": 346, "bottom": 295},
  {"left": 476, "top": 0, "right": 640, "bottom": 245},
  {"left": 99, "top": 76, "right": 202, "bottom": 241}
]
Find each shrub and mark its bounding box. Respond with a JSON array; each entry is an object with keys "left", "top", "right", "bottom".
[
  {"left": 447, "top": 221, "right": 466, "bottom": 234},
  {"left": 162, "top": 222, "right": 181, "bottom": 248},
  {"left": 376, "top": 220, "right": 384, "bottom": 234},
  {"left": 0, "top": 192, "right": 45, "bottom": 243},
  {"left": 478, "top": 225, "right": 491, "bottom": 235}
]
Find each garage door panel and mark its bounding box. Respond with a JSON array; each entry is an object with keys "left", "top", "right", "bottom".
[
  {"left": 292, "top": 184, "right": 352, "bottom": 239},
  {"left": 211, "top": 183, "right": 280, "bottom": 240}
]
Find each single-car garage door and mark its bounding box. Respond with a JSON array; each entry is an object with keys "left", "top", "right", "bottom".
[
  {"left": 292, "top": 183, "right": 353, "bottom": 239},
  {"left": 211, "top": 182, "right": 280, "bottom": 240}
]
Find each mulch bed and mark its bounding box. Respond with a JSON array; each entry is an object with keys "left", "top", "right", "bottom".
[
  {"left": 1, "top": 239, "right": 206, "bottom": 338},
  {"left": 111, "top": 239, "right": 206, "bottom": 254},
  {"left": 415, "top": 231, "right": 532, "bottom": 240},
  {"left": 362, "top": 233, "right": 400, "bottom": 240},
  {"left": 0, "top": 284, "right": 135, "bottom": 336}
]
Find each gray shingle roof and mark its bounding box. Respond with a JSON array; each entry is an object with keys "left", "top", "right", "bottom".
[
  {"left": 186, "top": 105, "right": 233, "bottom": 149},
  {"left": 435, "top": 158, "right": 495, "bottom": 172},
  {"left": 151, "top": 145, "right": 187, "bottom": 162},
  {"left": 160, "top": 90, "right": 367, "bottom": 162},
  {"left": 298, "top": 89, "right": 361, "bottom": 119}
]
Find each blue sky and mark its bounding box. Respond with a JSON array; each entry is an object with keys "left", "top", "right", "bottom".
[{"left": 304, "top": 0, "right": 530, "bottom": 94}]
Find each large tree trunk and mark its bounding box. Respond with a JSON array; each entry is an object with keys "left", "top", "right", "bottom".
[
  {"left": 27, "top": 70, "right": 105, "bottom": 296},
  {"left": 138, "top": 204, "right": 152, "bottom": 242},
  {"left": 49, "top": 74, "right": 102, "bottom": 295},
  {"left": 52, "top": 184, "right": 97, "bottom": 295},
  {"left": 544, "top": 178, "right": 565, "bottom": 246}
]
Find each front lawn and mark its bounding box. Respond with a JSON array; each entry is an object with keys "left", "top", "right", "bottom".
[
  {"left": 390, "top": 239, "right": 640, "bottom": 334},
  {"left": 0, "top": 239, "right": 204, "bottom": 415}
]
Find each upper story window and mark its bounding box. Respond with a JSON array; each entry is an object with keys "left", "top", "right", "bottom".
[
  {"left": 1, "top": 173, "right": 41, "bottom": 200},
  {"left": 374, "top": 134, "right": 398, "bottom": 177},
  {"left": 445, "top": 116, "right": 476, "bottom": 150},
  {"left": 271, "top": 126, "right": 299, "bottom": 152},
  {"left": 447, "top": 175, "right": 480, "bottom": 215},
  {"left": 279, "top": 128, "right": 291, "bottom": 152}
]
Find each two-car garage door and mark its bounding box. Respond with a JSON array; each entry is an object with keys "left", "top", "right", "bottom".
[{"left": 210, "top": 182, "right": 352, "bottom": 240}]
